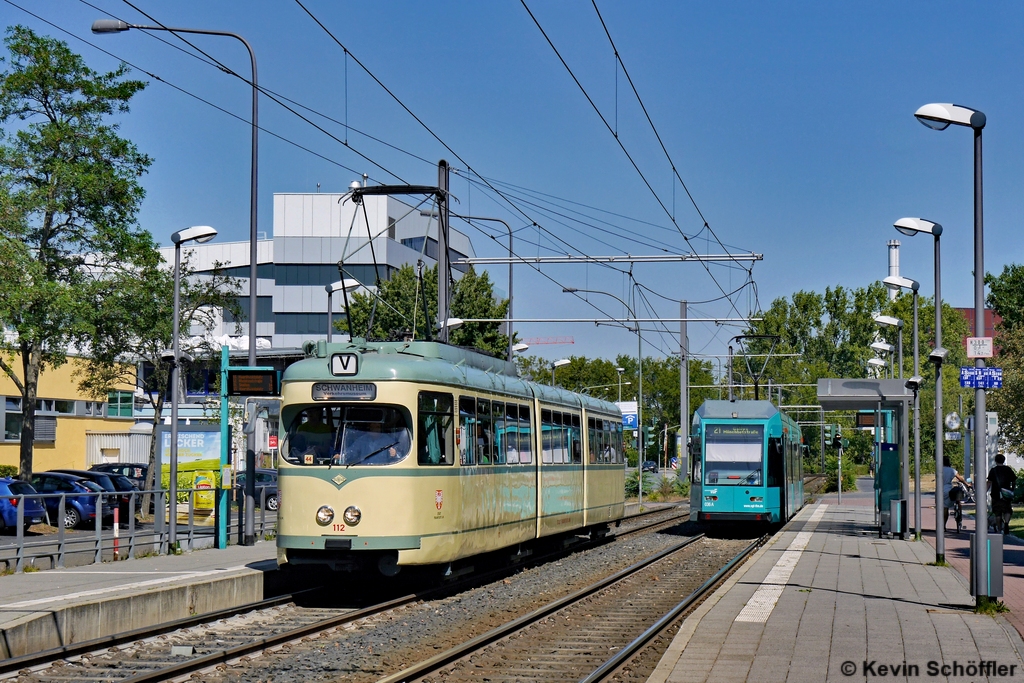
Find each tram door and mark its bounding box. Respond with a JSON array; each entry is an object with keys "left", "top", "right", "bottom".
[{"left": 768, "top": 437, "right": 785, "bottom": 522}]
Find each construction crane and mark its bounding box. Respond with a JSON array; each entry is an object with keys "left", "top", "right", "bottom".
[{"left": 520, "top": 336, "right": 574, "bottom": 346}]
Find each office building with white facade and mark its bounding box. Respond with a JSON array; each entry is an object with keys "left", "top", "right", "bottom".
[{"left": 159, "top": 192, "right": 476, "bottom": 350}]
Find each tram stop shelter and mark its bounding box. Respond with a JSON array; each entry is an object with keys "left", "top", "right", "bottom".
[{"left": 817, "top": 378, "right": 914, "bottom": 537}]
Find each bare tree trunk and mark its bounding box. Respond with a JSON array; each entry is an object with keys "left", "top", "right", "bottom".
[{"left": 18, "top": 342, "right": 41, "bottom": 478}]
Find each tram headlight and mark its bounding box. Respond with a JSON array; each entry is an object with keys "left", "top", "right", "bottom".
[
  {"left": 316, "top": 505, "right": 335, "bottom": 526},
  {"left": 343, "top": 506, "right": 362, "bottom": 526}
]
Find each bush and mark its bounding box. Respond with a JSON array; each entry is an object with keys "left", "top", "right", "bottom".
[
  {"left": 673, "top": 477, "right": 691, "bottom": 498},
  {"left": 823, "top": 455, "right": 856, "bottom": 493},
  {"left": 625, "top": 470, "right": 657, "bottom": 498},
  {"left": 0, "top": 465, "right": 18, "bottom": 478}
]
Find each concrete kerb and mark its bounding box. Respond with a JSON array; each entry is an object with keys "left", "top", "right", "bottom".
[
  {"left": 647, "top": 506, "right": 813, "bottom": 683},
  {"left": 0, "top": 567, "right": 264, "bottom": 659}
]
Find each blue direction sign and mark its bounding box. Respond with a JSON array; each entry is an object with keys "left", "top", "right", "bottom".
[
  {"left": 616, "top": 400, "right": 638, "bottom": 429},
  {"left": 959, "top": 366, "right": 1003, "bottom": 389}
]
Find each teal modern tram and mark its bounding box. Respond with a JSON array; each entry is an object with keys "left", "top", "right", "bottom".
[{"left": 689, "top": 400, "right": 804, "bottom": 524}]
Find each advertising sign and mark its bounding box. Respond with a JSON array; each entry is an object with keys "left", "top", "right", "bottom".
[{"left": 158, "top": 427, "right": 222, "bottom": 513}]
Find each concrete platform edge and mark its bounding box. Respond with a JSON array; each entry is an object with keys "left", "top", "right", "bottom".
[
  {"left": 0, "top": 569, "right": 264, "bottom": 659},
  {"left": 647, "top": 505, "right": 814, "bottom": 683}
]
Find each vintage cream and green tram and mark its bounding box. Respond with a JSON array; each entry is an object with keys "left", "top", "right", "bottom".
[{"left": 277, "top": 339, "right": 625, "bottom": 575}]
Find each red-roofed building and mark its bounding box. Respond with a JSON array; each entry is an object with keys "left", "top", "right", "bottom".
[{"left": 955, "top": 307, "right": 1002, "bottom": 355}]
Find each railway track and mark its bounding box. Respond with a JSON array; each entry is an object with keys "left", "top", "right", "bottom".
[
  {"left": 0, "top": 505, "right": 690, "bottom": 682},
  {"left": 382, "top": 535, "right": 760, "bottom": 683}
]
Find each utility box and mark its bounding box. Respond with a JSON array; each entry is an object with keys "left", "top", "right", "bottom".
[
  {"left": 877, "top": 443, "right": 900, "bottom": 535},
  {"left": 970, "top": 532, "right": 1003, "bottom": 597},
  {"left": 889, "top": 498, "right": 907, "bottom": 538}
]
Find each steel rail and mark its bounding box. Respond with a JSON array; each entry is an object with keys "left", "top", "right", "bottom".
[
  {"left": 5, "top": 505, "right": 686, "bottom": 681},
  {"left": 374, "top": 534, "right": 706, "bottom": 683},
  {"left": 580, "top": 534, "right": 766, "bottom": 682},
  {"left": 0, "top": 590, "right": 307, "bottom": 676}
]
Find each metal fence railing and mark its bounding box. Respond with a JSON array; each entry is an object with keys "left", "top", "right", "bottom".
[{"left": 0, "top": 487, "right": 277, "bottom": 573}]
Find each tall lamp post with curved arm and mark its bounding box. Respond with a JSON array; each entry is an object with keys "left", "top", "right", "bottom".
[
  {"left": 168, "top": 226, "right": 217, "bottom": 550},
  {"left": 912, "top": 104, "right": 991, "bottom": 601},
  {"left": 93, "top": 17, "right": 263, "bottom": 547}
]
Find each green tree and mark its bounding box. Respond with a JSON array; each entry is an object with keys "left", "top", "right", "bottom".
[
  {"left": 987, "top": 264, "right": 1024, "bottom": 333},
  {"left": 76, "top": 254, "right": 242, "bottom": 499},
  {"left": 0, "top": 27, "right": 151, "bottom": 476},
  {"left": 989, "top": 325, "right": 1024, "bottom": 456},
  {"left": 344, "top": 264, "right": 510, "bottom": 358}
]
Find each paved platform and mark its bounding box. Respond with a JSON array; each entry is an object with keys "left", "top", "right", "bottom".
[
  {"left": 0, "top": 540, "right": 277, "bottom": 658},
  {"left": 650, "top": 501, "right": 1024, "bottom": 682}
]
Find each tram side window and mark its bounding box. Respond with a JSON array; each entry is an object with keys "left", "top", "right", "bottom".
[
  {"left": 459, "top": 397, "right": 476, "bottom": 466},
  {"left": 690, "top": 433, "right": 702, "bottom": 483},
  {"left": 418, "top": 392, "right": 454, "bottom": 466},
  {"left": 552, "top": 412, "right": 565, "bottom": 463},
  {"left": 519, "top": 406, "right": 533, "bottom": 464},
  {"left": 767, "top": 437, "right": 783, "bottom": 487},
  {"left": 615, "top": 422, "right": 624, "bottom": 463},
  {"left": 493, "top": 401, "right": 507, "bottom": 465},
  {"left": 570, "top": 414, "right": 582, "bottom": 464},
  {"left": 588, "top": 418, "right": 598, "bottom": 463},
  {"left": 505, "top": 404, "right": 520, "bottom": 464},
  {"left": 541, "top": 409, "right": 553, "bottom": 463},
  {"left": 478, "top": 399, "right": 492, "bottom": 465}
]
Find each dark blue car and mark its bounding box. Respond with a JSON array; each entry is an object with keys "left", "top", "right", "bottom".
[
  {"left": 0, "top": 478, "right": 45, "bottom": 533},
  {"left": 29, "top": 472, "right": 111, "bottom": 529}
]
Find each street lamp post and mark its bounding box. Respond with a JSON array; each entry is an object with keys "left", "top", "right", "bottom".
[
  {"left": 168, "top": 226, "right": 217, "bottom": 550},
  {"left": 616, "top": 367, "right": 625, "bottom": 402},
  {"left": 892, "top": 216, "right": 937, "bottom": 540},
  {"left": 884, "top": 274, "right": 925, "bottom": 548},
  {"left": 867, "top": 358, "right": 887, "bottom": 377},
  {"left": 870, "top": 342, "right": 895, "bottom": 378},
  {"left": 874, "top": 316, "right": 903, "bottom": 380},
  {"left": 93, "top": 17, "right": 262, "bottom": 546},
  {"left": 914, "top": 105, "right": 987, "bottom": 591},
  {"left": 876, "top": 313, "right": 917, "bottom": 536},
  {"left": 325, "top": 279, "right": 360, "bottom": 343},
  {"left": 551, "top": 358, "right": 571, "bottom": 386}
]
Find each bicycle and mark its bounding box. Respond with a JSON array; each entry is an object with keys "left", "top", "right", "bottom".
[{"left": 948, "top": 482, "right": 970, "bottom": 534}]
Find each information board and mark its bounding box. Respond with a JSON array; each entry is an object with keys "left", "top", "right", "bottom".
[
  {"left": 227, "top": 369, "right": 279, "bottom": 396},
  {"left": 959, "top": 366, "right": 1002, "bottom": 389}
]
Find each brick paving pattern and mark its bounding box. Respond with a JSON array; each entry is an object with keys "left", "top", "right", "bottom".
[{"left": 650, "top": 499, "right": 1024, "bottom": 683}]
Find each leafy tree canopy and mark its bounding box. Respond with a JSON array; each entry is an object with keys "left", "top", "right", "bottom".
[
  {"left": 0, "top": 26, "right": 152, "bottom": 475},
  {"left": 343, "top": 264, "right": 511, "bottom": 358},
  {"left": 987, "top": 264, "right": 1024, "bottom": 333}
]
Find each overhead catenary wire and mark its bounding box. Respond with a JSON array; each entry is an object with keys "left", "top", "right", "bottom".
[{"left": 519, "top": 0, "right": 757, "bottom": 322}]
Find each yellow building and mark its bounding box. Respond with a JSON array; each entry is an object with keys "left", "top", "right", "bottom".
[{"left": 1, "top": 357, "right": 137, "bottom": 473}]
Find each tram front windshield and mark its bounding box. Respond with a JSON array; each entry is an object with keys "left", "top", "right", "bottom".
[
  {"left": 284, "top": 405, "right": 412, "bottom": 466},
  {"left": 704, "top": 424, "right": 763, "bottom": 485}
]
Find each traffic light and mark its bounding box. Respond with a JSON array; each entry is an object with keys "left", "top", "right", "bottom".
[
  {"left": 643, "top": 426, "right": 658, "bottom": 450},
  {"left": 832, "top": 428, "right": 842, "bottom": 449},
  {"left": 824, "top": 424, "right": 833, "bottom": 441}
]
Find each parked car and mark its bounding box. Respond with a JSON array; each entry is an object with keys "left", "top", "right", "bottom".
[
  {"left": 29, "top": 472, "right": 113, "bottom": 528},
  {"left": 642, "top": 460, "right": 659, "bottom": 473},
  {"left": 235, "top": 469, "right": 278, "bottom": 511},
  {"left": 53, "top": 469, "right": 140, "bottom": 521},
  {"left": 0, "top": 478, "right": 46, "bottom": 533},
  {"left": 90, "top": 462, "right": 149, "bottom": 490}
]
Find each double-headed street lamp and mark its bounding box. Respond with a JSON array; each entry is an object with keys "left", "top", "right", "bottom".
[
  {"left": 870, "top": 341, "right": 896, "bottom": 377},
  {"left": 94, "top": 17, "right": 263, "bottom": 547},
  {"left": 168, "top": 226, "right": 217, "bottom": 549},
  {"left": 874, "top": 315, "right": 904, "bottom": 380}
]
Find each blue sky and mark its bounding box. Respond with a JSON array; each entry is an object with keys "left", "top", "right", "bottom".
[{"left": 5, "top": 1, "right": 1024, "bottom": 365}]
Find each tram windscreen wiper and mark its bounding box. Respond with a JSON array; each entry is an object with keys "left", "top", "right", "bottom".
[{"left": 346, "top": 440, "right": 400, "bottom": 468}]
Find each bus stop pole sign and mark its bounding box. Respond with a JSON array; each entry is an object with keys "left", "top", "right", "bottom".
[{"left": 959, "top": 366, "right": 1002, "bottom": 389}]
